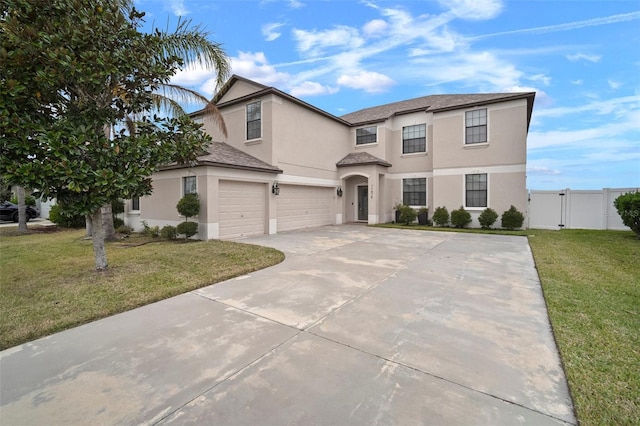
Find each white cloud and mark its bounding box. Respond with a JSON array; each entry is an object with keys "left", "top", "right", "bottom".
[
  {"left": 288, "top": 0, "right": 304, "bottom": 8},
  {"left": 608, "top": 79, "right": 622, "bottom": 89},
  {"left": 527, "top": 166, "right": 561, "bottom": 176},
  {"left": 439, "top": 0, "right": 503, "bottom": 21},
  {"left": 337, "top": 71, "right": 395, "bottom": 93},
  {"left": 566, "top": 53, "right": 601, "bottom": 63},
  {"left": 290, "top": 81, "right": 339, "bottom": 97},
  {"left": 293, "top": 26, "right": 365, "bottom": 56},
  {"left": 528, "top": 74, "right": 551, "bottom": 86},
  {"left": 262, "top": 22, "right": 285, "bottom": 41},
  {"left": 165, "top": 0, "right": 188, "bottom": 16},
  {"left": 170, "top": 62, "right": 214, "bottom": 87},
  {"left": 231, "top": 52, "right": 290, "bottom": 87},
  {"left": 571, "top": 79, "right": 583, "bottom": 85},
  {"left": 504, "top": 85, "right": 552, "bottom": 107},
  {"left": 533, "top": 95, "right": 640, "bottom": 118},
  {"left": 363, "top": 19, "right": 388, "bottom": 37}
]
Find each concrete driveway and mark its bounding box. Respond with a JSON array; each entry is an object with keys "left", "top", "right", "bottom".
[{"left": 0, "top": 225, "right": 575, "bottom": 425}]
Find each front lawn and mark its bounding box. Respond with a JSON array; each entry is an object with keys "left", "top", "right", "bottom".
[{"left": 0, "top": 227, "right": 284, "bottom": 350}]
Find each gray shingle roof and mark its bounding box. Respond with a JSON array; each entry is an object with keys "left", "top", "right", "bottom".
[
  {"left": 161, "top": 142, "right": 282, "bottom": 174},
  {"left": 336, "top": 152, "right": 392, "bottom": 168},
  {"left": 340, "top": 93, "right": 535, "bottom": 125}
]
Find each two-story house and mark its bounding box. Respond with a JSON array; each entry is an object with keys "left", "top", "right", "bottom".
[{"left": 126, "top": 75, "right": 534, "bottom": 239}]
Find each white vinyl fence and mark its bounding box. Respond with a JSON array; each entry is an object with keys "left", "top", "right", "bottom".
[{"left": 528, "top": 187, "right": 639, "bottom": 230}]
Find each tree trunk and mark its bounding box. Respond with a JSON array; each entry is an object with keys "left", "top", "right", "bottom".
[
  {"left": 85, "top": 214, "right": 93, "bottom": 237},
  {"left": 90, "top": 209, "right": 108, "bottom": 271},
  {"left": 101, "top": 203, "right": 117, "bottom": 241},
  {"left": 17, "top": 186, "right": 28, "bottom": 233}
]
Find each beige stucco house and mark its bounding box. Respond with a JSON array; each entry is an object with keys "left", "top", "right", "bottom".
[{"left": 125, "top": 75, "right": 535, "bottom": 239}]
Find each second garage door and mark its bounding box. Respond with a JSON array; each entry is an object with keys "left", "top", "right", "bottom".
[
  {"left": 277, "top": 185, "right": 334, "bottom": 232},
  {"left": 219, "top": 180, "right": 266, "bottom": 239}
]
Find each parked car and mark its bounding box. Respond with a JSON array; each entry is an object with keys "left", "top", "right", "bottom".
[{"left": 0, "top": 201, "right": 39, "bottom": 222}]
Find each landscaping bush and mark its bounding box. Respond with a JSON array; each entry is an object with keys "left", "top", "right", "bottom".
[
  {"left": 141, "top": 220, "right": 160, "bottom": 238},
  {"left": 398, "top": 204, "right": 417, "bottom": 225},
  {"left": 501, "top": 205, "right": 525, "bottom": 230},
  {"left": 115, "top": 225, "right": 133, "bottom": 235},
  {"left": 478, "top": 207, "right": 499, "bottom": 229},
  {"left": 48, "top": 204, "right": 86, "bottom": 228},
  {"left": 176, "top": 221, "right": 198, "bottom": 239},
  {"left": 111, "top": 199, "right": 125, "bottom": 215},
  {"left": 417, "top": 207, "right": 429, "bottom": 225},
  {"left": 10, "top": 194, "right": 36, "bottom": 206},
  {"left": 113, "top": 217, "right": 124, "bottom": 229},
  {"left": 432, "top": 206, "right": 449, "bottom": 227},
  {"left": 160, "top": 225, "right": 178, "bottom": 240},
  {"left": 177, "top": 193, "right": 200, "bottom": 220},
  {"left": 613, "top": 191, "right": 640, "bottom": 238},
  {"left": 450, "top": 206, "right": 471, "bottom": 228}
]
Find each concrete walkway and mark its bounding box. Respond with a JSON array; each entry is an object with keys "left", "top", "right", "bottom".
[{"left": 0, "top": 225, "right": 575, "bottom": 425}]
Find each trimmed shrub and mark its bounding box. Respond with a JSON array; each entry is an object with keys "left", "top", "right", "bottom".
[
  {"left": 501, "top": 205, "right": 525, "bottom": 230},
  {"left": 116, "top": 225, "right": 133, "bottom": 235},
  {"left": 478, "top": 207, "right": 499, "bottom": 229},
  {"left": 141, "top": 220, "right": 160, "bottom": 238},
  {"left": 48, "top": 204, "right": 85, "bottom": 228},
  {"left": 613, "top": 191, "right": 640, "bottom": 238},
  {"left": 450, "top": 206, "right": 472, "bottom": 228},
  {"left": 113, "top": 217, "right": 125, "bottom": 228},
  {"left": 417, "top": 207, "right": 429, "bottom": 225},
  {"left": 177, "top": 221, "right": 198, "bottom": 239},
  {"left": 398, "top": 204, "right": 417, "bottom": 225},
  {"left": 432, "top": 206, "right": 450, "bottom": 227},
  {"left": 177, "top": 193, "right": 200, "bottom": 220},
  {"left": 160, "top": 225, "right": 178, "bottom": 240}
]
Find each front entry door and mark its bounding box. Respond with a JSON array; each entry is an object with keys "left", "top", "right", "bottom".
[{"left": 357, "top": 186, "right": 368, "bottom": 221}]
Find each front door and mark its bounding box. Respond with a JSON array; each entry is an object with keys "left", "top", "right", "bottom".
[{"left": 357, "top": 186, "right": 368, "bottom": 221}]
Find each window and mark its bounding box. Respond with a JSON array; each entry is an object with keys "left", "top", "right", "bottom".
[
  {"left": 183, "top": 176, "right": 197, "bottom": 195},
  {"left": 131, "top": 197, "right": 140, "bottom": 211},
  {"left": 356, "top": 126, "right": 377, "bottom": 145},
  {"left": 465, "top": 109, "right": 487, "bottom": 144},
  {"left": 403, "top": 178, "right": 426, "bottom": 206},
  {"left": 402, "top": 124, "right": 426, "bottom": 153},
  {"left": 465, "top": 174, "right": 487, "bottom": 207},
  {"left": 246, "top": 101, "right": 261, "bottom": 140}
]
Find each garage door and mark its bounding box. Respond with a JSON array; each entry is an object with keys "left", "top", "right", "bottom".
[
  {"left": 277, "top": 185, "right": 334, "bottom": 232},
  {"left": 219, "top": 180, "right": 266, "bottom": 239}
]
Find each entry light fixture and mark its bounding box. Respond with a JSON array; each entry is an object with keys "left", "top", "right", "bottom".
[
  {"left": 272, "top": 181, "right": 280, "bottom": 195},
  {"left": 336, "top": 186, "right": 343, "bottom": 197}
]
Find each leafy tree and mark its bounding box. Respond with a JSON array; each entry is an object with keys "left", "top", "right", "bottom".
[
  {"left": 478, "top": 207, "right": 498, "bottom": 229},
  {"left": 1, "top": 1, "right": 227, "bottom": 270},
  {"left": 501, "top": 205, "right": 525, "bottom": 230},
  {"left": 613, "top": 191, "right": 640, "bottom": 238},
  {"left": 450, "top": 206, "right": 471, "bottom": 228},
  {"left": 177, "top": 193, "right": 201, "bottom": 220},
  {"left": 433, "top": 206, "right": 450, "bottom": 227}
]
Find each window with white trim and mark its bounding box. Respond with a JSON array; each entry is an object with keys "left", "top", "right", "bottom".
[
  {"left": 356, "top": 126, "right": 377, "bottom": 145},
  {"left": 465, "top": 109, "right": 487, "bottom": 144},
  {"left": 131, "top": 197, "right": 140, "bottom": 211},
  {"left": 402, "top": 124, "right": 426, "bottom": 153},
  {"left": 183, "top": 176, "right": 197, "bottom": 195},
  {"left": 465, "top": 173, "right": 487, "bottom": 207},
  {"left": 403, "top": 178, "right": 426, "bottom": 206},
  {"left": 246, "top": 101, "right": 261, "bottom": 140}
]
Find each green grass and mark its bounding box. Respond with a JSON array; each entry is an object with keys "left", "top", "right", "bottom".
[
  {"left": 0, "top": 227, "right": 284, "bottom": 350},
  {"left": 527, "top": 229, "right": 639, "bottom": 426},
  {"left": 376, "top": 224, "right": 640, "bottom": 425}
]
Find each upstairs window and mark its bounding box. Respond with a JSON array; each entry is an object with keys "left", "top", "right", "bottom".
[
  {"left": 246, "top": 101, "right": 261, "bottom": 140},
  {"left": 183, "top": 176, "right": 197, "bottom": 195},
  {"left": 465, "top": 174, "right": 487, "bottom": 207},
  {"left": 403, "top": 178, "right": 426, "bottom": 206},
  {"left": 356, "top": 126, "right": 377, "bottom": 145},
  {"left": 465, "top": 109, "right": 487, "bottom": 144},
  {"left": 402, "top": 124, "right": 426, "bottom": 153}
]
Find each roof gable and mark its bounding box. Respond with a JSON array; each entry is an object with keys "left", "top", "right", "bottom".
[
  {"left": 212, "top": 75, "right": 268, "bottom": 104},
  {"left": 336, "top": 152, "right": 392, "bottom": 168}
]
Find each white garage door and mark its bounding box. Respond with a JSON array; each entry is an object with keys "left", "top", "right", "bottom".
[
  {"left": 219, "top": 180, "right": 266, "bottom": 239},
  {"left": 277, "top": 185, "right": 334, "bottom": 232}
]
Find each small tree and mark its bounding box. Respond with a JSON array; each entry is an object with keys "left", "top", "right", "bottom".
[
  {"left": 478, "top": 207, "right": 499, "bottom": 229},
  {"left": 613, "top": 191, "right": 640, "bottom": 238},
  {"left": 501, "top": 205, "right": 525, "bottom": 230},
  {"left": 450, "top": 206, "right": 471, "bottom": 228},
  {"left": 433, "top": 206, "right": 450, "bottom": 227},
  {"left": 398, "top": 204, "right": 417, "bottom": 225},
  {"left": 176, "top": 192, "right": 200, "bottom": 239}
]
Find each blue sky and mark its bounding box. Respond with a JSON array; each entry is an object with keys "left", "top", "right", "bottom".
[{"left": 137, "top": 0, "right": 640, "bottom": 190}]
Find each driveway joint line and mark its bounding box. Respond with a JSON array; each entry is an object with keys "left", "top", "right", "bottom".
[{"left": 306, "top": 330, "right": 575, "bottom": 425}]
